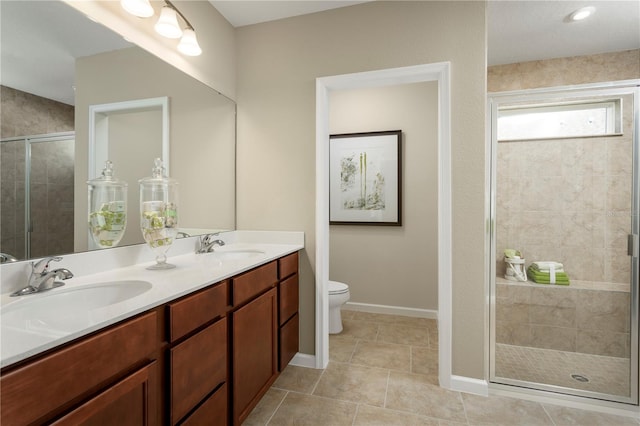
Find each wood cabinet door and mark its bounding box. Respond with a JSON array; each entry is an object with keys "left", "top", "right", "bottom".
[
  {"left": 171, "top": 317, "right": 227, "bottom": 425},
  {"left": 278, "top": 274, "right": 298, "bottom": 326},
  {"left": 1, "top": 312, "right": 157, "bottom": 426},
  {"left": 279, "top": 313, "right": 299, "bottom": 371},
  {"left": 181, "top": 383, "right": 228, "bottom": 426},
  {"left": 232, "top": 288, "right": 278, "bottom": 425},
  {"left": 51, "top": 361, "right": 157, "bottom": 426}
]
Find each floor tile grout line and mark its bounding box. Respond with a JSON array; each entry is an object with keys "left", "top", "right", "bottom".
[
  {"left": 264, "top": 390, "right": 289, "bottom": 426},
  {"left": 540, "top": 402, "right": 558, "bottom": 426},
  {"left": 351, "top": 403, "right": 360, "bottom": 426},
  {"left": 348, "top": 338, "right": 359, "bottom": 364},
  {"left": 309, "top": 363, "right": 327, "bottom": 395},
  {"left": 409, "top": 344, "right": 413, "bottom": 374},
  {"left": 383, "top": 369, "right": 391, "bottom": 409},
  {"left": 458, "top": 390, "right": 471, "bottom": 425}
]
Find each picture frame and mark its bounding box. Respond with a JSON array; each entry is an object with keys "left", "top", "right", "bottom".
[{"left": 329, "top": 130, "right": 402, "bottom": 225}]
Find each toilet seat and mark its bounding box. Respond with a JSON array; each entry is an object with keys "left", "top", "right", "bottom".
[{"left": 329, "top": 280, "right": 349, "bottom": 295}]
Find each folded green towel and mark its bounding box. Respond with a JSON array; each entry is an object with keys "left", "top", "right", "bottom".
[
  {"left": 532, "top": 278, "right": 569, "bottom": 285},
  {"left": 527, "top": 266, "right": 570, "bottom": 285},
  {"left": 527, "top": 270, "right": 569, "bottom": 279},
  {"left": 504, "top": 248, "right": 522, "bottom": 258}
]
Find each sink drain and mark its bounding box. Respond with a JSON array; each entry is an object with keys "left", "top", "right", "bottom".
[{"left": 571, "top": 374, "right": 590, "bottom": 383}]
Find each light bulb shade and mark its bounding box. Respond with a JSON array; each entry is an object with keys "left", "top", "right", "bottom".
[
  {"left": 177, "top": 29, "right": 202, "bottom": 56},
  {"left": 155, "top": 6, "right": 183, "bottom": 39},
  {"left": 568, "top": 6, "right": 595, "bottom": 21},
  {"left": 120, "top": 0, "right": 154, "bottom": 18}
]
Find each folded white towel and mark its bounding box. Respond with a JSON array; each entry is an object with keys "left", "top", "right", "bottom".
[{"left": 530, "top": 261, "right": 564, "bottom": 272}]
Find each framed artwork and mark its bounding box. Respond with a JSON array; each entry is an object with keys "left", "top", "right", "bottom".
[{"left": 329, "top": 130, "right": 402, "bottom": 225}]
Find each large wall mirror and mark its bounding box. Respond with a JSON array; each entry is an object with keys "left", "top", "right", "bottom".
[{"left": 0, "top": 0, "right": 236, "bottom": 262}]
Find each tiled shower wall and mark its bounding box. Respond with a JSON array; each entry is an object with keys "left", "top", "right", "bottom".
[
  {"left": 495, "top": 93, "right": 633, "bottom": 285},
  {"left": 0, "top": 86, "right": 75, "bottom": 260},
  {"left": 496, "top": 280, "right": 630, "bottom": 358}
]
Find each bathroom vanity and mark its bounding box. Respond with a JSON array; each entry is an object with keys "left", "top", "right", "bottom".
[{"left": 0, "top": 234, "right": 302, "bottom": 425}]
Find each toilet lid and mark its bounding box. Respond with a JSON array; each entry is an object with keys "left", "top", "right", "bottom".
[{"left": 328, "top": 280, "right": 349, "bottom": 294}]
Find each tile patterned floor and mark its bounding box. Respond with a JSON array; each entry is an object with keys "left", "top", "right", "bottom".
[
  {"left": 243, "top": 311, "right": 639, "bottom": 425},
  {"left": 495, "top": 343, "right": 630, "bottom": 397}
]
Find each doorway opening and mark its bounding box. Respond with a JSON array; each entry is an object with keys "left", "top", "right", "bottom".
[{"left": 315, "top": 62, "right": 452, "bottom": 386}]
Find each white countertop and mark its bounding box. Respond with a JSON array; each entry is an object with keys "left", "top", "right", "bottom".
[{"left": 1, "top": 238, "right": 303, "bottom": 369}]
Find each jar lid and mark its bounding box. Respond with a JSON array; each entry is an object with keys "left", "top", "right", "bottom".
[
  {"left": 139, "top": 158, "right": 177, "bottom": 185},
  {"left": 87, "top": 160, "right": 127, "bottom": 187}
]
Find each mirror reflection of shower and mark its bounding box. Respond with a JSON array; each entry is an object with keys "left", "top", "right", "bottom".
[{"left": 0, "top": 133, "right": 75, "bottom": 261}]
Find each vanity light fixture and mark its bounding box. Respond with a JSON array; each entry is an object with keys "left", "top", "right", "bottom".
[
  {"left": 155, "top": 5, "right": 182, "bottom": 39},
  {"left": 177, "top": 28, "right": 202, "bottom": 56},
  {"left": 567, "top": 6, "right": 596, "bottom": 22},
  {"left": 120, "top": 0, "right": 154, "bottom": 18},
  {"left": 121, "top": 0, "right": 202, "bottom": 56}
]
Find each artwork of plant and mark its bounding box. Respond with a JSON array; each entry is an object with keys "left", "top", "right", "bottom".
[
  {"left": 340, "top": 151, "right": 386, "bottom": 211},
  {"left": 330, "top": 130, "right": 400, "bottom": 225}
]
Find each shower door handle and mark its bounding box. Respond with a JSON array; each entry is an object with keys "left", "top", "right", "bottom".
[{"left": 629, "top": 234, "right": 639, "bottom": 257}]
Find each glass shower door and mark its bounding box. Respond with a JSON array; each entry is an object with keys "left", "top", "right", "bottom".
[
  {"left": 27, "top": 133, "right": 75, "bottom": 259},
  {"left": 489, "top": 84, "right": 639, "bottom": 404}
]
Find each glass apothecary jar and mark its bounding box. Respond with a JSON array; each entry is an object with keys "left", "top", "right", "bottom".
[
  {"left": 139, "top": 158, "right": 178, "bottom": 270},
  {"left": 87, "top": 160, "right": 127, "bottom": 249}
]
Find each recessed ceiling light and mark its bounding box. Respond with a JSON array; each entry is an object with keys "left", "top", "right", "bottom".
[{"left": 567, "top": 6, "right": 595, "bottom": 22}]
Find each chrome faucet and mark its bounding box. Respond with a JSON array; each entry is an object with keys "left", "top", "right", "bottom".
[
  {"left": 196, "top": 234, "right": 225, "bottom": 254},
  {"left": 10, "top": 256, "right": 74, "bottom": 297}
]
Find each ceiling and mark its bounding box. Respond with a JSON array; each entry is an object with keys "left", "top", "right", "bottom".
[
  {"left": 211, "top": 0, "right": 640, "bottom": 66},
  {"left": 1, "top": 1, "right": 638, "bottom": 106}
]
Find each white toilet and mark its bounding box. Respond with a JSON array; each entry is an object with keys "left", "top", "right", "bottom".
[{"left": 328, "top": 280, "right": 350, "bottom": 334}]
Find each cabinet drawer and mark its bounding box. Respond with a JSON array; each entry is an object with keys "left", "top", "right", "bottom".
[
  {"left": 279, "top": 274, "right": 298, "bottom": 326},
  {"left": 181, "top": 383, "right": 227, "bottom": 426},
  {"left": 1, "top": 311, "right": 157, "bottom": 426},
  {"left": 51, "top": 361, "right": 157, "bottom": 426},
  {"left": 171, "top": 317, "right": 227, "bottom": 424},
  {"left": 279, "top": 252, "right": 298, "bottom": 279},
  {"left": 279, "top": 313, "right": 299, "bottom": 371},
  {"left": 168, "top": 281, "right": 228, "bottom": 342},
  {"left": 232, "top": 261, "right": 277, "bottom": 306}
]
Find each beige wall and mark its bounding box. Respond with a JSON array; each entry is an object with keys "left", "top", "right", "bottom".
[
  {"left": 329, "top": 83, "right": 439, "bottom": 310},
  {"left": 236, "top": 1, "right": 487, "bottom": 378},
  {"left": 108, "top": 111, "right": 163, "bottom": 247},
  {"left": 488, "top": 49, "right": 640, "bottom": 92},
  {"left": 75, "top": 47, "right": 236, "bottom": 252}
]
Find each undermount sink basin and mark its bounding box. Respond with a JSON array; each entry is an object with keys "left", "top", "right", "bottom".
[
  {"left": 199, "top": 248, "right": 266, "bottom": 263},
  {"left": 209, "top": 248, "right": 265, "bottom": 260},
  {"left": 1, "top": 280, "right": 152, "bottom": 336}
]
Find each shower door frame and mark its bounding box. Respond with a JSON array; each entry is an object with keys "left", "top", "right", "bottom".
[{"left": 488, "top": 80, "right": 640, "bottom": 405}]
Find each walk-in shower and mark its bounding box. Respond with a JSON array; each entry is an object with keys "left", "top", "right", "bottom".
[
  {"left": 489, "top": 82, "right": 639, "bottom": 404},
  {"left": 0, "top": 132, "right": 75, "bottom": 261}
]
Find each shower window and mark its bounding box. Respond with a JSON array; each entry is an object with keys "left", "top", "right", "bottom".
[{"left": 498, "top": 98, "right": 622, "bottom": 141}]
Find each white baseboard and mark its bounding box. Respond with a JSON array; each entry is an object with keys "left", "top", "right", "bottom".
[
  {"left": 343, "top": 302, "right": 438, "bottom": 319},
  {"left": 289, "top": 353, "right": 317, "bottom": 369},
  {"left": 449, "top": 375, "right": 489, "bottom": 396}
]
